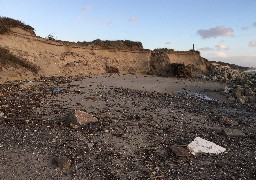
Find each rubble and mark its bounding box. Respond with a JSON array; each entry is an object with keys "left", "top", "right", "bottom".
[{"left": 188, "top": 137, "right": 226, "bottom": 155}]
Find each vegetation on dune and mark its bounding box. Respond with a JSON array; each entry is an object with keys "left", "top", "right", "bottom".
[
  {"left": 0, "top": 16, "right": 34, "bottom": 34},
  {"left": 77, "top": 39, "right": 143, "bottom": 50},
  {"left": 0, "top": 47, "right": 39, "bottom": 73}
]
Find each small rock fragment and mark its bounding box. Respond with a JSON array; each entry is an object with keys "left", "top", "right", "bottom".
[
  {"left": 0, "top": 111, "right": 4, "bottom": 117},
  {"left": 224, "top": 128, "right": 245, "bottom": 137}
]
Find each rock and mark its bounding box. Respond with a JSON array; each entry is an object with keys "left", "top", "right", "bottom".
[
  {"left": 0, "top": 111, "right": 4, "bottom": 117},
  {"left": 188, "top": 137, "right": 226, "bottom": 155},
  {"left": 244, "top": 85, "right": 254, "bottom": 96},
  {"left": 224, "top": 86, "right": 231, "bottom": 94},
  {"left": 170, "top": 145, "right": 191, "bottom": 157},
  {"left": 234, "top": 85, "right": 244, "bottom": 98},
  {"left": 228, "top": 96, "right": 236, "bottom": 101},
  {"left": 53, "top": 156, "right": 72, "bottom": 172},
  {"left": 224, "top": 128, "right": 246, "bottom": 137},
  {"left": 234, "top": 86, "right": 246, "bottom": 104},
  {"left": 66, "top": 109, "right": 98, "bottom": 128},
  {"left": 219, "top": 116, "right": 238, "bottom": 126}
]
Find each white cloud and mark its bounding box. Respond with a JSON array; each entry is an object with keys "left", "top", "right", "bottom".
[
  {"left": 197, "top": 26, "right": 234, "bottom": 39},
  {"left": 215, "top": 42, "right": 228, "bottom": 50},
  {"left": 165, "top": 42, "right": 171, "bottom": 45},
  {"left": 81, "top": 5, "right": 92, "bottom": 13},
  {"left": 129, "top": 16, "right": 138, "bottom": 23},
  {"left": 249, "top": 40, "right": 256, "bottom": 47},
  {"left": 253, "top": 22, "right": 256, "bottom": 27}
]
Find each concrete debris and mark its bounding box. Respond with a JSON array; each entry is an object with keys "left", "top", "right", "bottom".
[{"left": 188, "top": 137, "right": 226, "bottom": 155}]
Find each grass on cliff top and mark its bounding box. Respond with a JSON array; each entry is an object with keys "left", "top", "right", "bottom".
[
  {"left": 0, "top": 16, "right": 34, "bottom": 34},
  {"left": 0, "top": 47, "right": 39, "bottom": 73}
]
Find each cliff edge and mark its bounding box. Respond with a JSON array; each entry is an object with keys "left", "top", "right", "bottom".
[{"left": 0, "top": 17, "right": 209, "bottom": 83}]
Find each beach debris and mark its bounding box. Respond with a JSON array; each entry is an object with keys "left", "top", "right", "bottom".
[
  {"left": 170, "top": 145, "right": 191, "bottom": 157},
  {"left": 66, "top": 109, "right": 98, "bottom": 128},
  {"left": 188, "top": 137, "right": 226, "bottom": 155},
  {"left": 219, "top": 116, "right": 238, "bottom": 126},
  {"left": 52, "top": 89, "right": 61, "bottom": 93},
  {"left": 180, "top": 90, "right": 214, "bottom": 101},
  {"left": 224, "top": 128, "right": 245, "bottom": 137}
]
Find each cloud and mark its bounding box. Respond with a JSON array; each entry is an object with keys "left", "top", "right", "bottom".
[
  {"left": 198, "top": 47, "right": 214, "bottom": 51},
  {"left": 249, "top": 40, "right": 256, "bottom": 47},
  {"left": 129, "top": 16, "right": 138, "bottom": 23},
  {"left": 165, "top": 42, "right": 171, "bottom": 45},
  {"left": 81, "top": 5, "right": 92, "bottom": 13},
  {"left": 253, "top": 22, "right": 256, "bottom": 27},
  {"left": 197, "top": 26, "right": 234, "bottom": 39},
  {"left": 215, "top": 42, "right": 229, "bottom": 50}
]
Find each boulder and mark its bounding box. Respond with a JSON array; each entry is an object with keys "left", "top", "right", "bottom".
[{"left": 66, "top": 109, "right": 98, "bottom": 128}]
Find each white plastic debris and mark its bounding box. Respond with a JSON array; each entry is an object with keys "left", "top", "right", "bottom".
[{"left": 188, "top": 137, "right": 226, "bottom": 155}]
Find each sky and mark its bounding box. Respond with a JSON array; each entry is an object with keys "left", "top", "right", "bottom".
[{"left": 0, "top": 0, "right": 256, "bottom": 67}]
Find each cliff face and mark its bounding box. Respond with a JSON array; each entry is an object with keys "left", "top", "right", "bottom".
[
  {"left": 0, "top": 21, "right": 208, "bottom": 83},
  {"left": 149, "top": 49, "right": 208, "bottom": 77}
]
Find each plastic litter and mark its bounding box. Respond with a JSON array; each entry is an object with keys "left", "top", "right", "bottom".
[
  {"left": 188, "top": 137, "right": 226, "bottom": 155},
  {"left": 52, "top": 89, "right": 61, "bottom": 93}
]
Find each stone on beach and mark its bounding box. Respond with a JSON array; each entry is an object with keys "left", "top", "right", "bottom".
[
  {"left": 66, "top": 109, "right": 98, "bottom": 128},
  {"left": 224, "top": 128, "right": 246, "bottom": 137}
]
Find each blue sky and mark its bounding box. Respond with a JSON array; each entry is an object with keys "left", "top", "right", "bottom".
[{"left": 1, "top": 0, "right": 256, "bottom": 67}]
